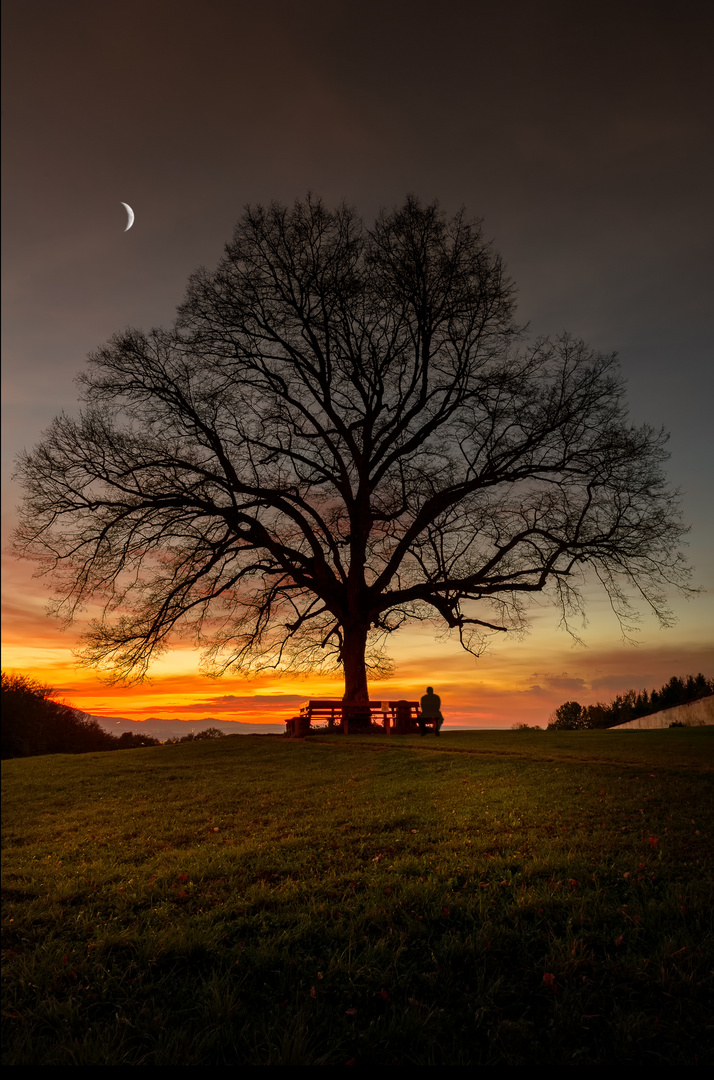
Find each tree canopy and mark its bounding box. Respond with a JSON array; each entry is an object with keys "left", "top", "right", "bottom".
[{"left": 14, "top": 195, "right": 691, "bottom": 712}]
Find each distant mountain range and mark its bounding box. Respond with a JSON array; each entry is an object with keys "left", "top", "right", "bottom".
[{"left": 87, "top": 714, "right": 285, "bottom": 740}]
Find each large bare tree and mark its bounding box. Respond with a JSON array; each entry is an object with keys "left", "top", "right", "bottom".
[{"left": 15, "top": 196, "right": 690, "bottom": 724}]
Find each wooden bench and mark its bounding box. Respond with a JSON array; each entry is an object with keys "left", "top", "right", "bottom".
[{"left": 285, "top": 699, "right": 424, "bottom": 736}]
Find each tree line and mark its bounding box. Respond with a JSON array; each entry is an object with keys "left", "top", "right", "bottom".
[
  {"left": 1, "top": 673, "right": 160, "bottom": 758},
  {"left": 1, "top": 673, "right": 232, "bottom": 758},
  {"left": 548, "top": 673, "right": 714, "bottom": 730}
]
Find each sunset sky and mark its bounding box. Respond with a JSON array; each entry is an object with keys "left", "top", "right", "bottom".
[{"left": 2, "top": 0, "right": 713, "bottom": 729}]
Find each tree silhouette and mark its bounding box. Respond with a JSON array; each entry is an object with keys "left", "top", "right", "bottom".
[
  {"left": 559, "top": 672, "right": 714, "bottom": 729},
  {"left": 14, "top": 196, "right": 691, "bottom": 724},
  {"left": 548, "top": 701, "right": 589, "bottom": 731}
]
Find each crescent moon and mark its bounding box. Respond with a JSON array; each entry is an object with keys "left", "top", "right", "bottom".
[{"left": 121, "top": 202, "right": 134, "bottom": 231}]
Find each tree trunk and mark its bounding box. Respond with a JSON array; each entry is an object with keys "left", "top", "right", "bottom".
[{"left": 342, "top": 623, "right": 371, "bottom": 731}]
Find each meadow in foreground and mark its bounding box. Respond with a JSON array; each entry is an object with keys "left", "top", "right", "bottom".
[{"left": 2, "top": 728, "right": 712, "bottom": 1065}]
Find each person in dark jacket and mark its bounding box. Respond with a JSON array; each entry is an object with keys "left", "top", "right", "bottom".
[{"left": 419, "top": 687, "right": 443, "bottom": 735}]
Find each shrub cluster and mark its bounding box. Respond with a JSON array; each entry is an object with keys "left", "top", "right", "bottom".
[
  {"left": 548, "top": 673, "right": 713, "bottom": 730},
  {"left": 164, "top": 727, "right": 226, "bottom": 744},
  {"left": 1, "top": 673, "right": 159, "bottom": 758}
]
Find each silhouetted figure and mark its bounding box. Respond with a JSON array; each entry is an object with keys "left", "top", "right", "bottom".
[{"left": 419, "top": 686, "right": 443, "bottom": 736}]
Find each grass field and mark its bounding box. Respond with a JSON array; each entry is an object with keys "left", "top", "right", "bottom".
[{"left": 2, "top": 728, "right": 713, "bottom": 1065}]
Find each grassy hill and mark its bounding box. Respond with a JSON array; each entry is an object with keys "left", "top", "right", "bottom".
[{"left": 2, "top": 729, "right": 713, "bottom": 1065}]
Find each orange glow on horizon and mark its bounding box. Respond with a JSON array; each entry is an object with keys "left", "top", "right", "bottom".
[
  {"left": 3, "top": 614, "right": 713, "bottom": 730},
  {"left": 4, "top": 550, "right": 712, "bottom": 729}
]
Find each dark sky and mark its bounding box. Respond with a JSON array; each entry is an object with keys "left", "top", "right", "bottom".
[{"left": 2, "top": 0, "right": 712, "bottom": 699}]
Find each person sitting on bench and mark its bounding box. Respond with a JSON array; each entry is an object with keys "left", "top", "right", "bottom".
[{"left": 419, "top": 686, "right": 443, "bottom": 736}]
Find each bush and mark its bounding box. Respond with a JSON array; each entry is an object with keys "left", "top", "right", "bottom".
[
  {"left": 166, "top": 727, "right": 226, "bottom": 744},
  {"left": 115, "top": 731, "right": 161, "bottom": 748}
]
